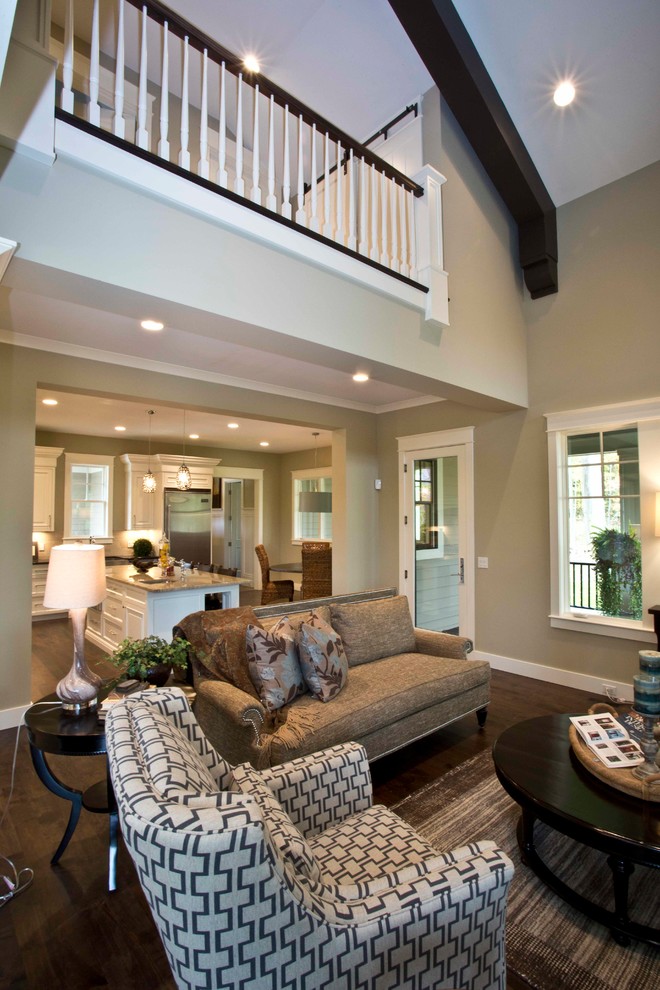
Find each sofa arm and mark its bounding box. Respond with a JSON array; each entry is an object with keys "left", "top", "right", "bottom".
[
  {"left": 193, "top": 678, "right": 268, "bottom": 765},
  {"left": 257, "top": 742, "right": 372, "bottom": 837},
  {"left": 414, "top": 627, "right": 473, "bottom": 659}
]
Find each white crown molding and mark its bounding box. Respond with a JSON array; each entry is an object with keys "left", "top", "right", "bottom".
[{"left": 545, "top": 396, "right": 660, "bottom": 432}]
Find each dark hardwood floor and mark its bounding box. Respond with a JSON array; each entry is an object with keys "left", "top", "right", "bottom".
[{"left": 0, "top": 617, "right": 600, "bottom": 989}]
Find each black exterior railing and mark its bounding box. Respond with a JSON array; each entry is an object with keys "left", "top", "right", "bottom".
[{"left": 570, "top": 561, "right": 597, "bottom": 610}]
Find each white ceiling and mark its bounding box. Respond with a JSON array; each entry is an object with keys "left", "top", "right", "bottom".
[{"left": 16, "top": 0, "right": 660, "bottom": 447}]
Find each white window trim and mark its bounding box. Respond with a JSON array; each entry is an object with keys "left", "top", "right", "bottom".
[
  {"left": 291, "top": 467, "right": 332, "bottom": 545},
  {"left": 63, "top": 453, "right": 114, "bottom": 542},
  {"left": 546, "top": 398, "right": 660, "bottom": 642}
]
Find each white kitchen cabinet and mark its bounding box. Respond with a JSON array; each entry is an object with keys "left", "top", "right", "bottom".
[
  {"left": 33, "top": 447, "right": 64, "bottom": 531},
  {"left": 120, "top": 454, "right": 156, "bottom": 531}
]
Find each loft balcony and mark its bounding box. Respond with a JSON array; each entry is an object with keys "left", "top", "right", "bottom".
[{"left": 36, "top": 0, "right": 449, "bottom": 326}]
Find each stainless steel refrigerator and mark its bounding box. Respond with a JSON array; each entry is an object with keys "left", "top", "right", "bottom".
[{"left": 164, "top": 489, "right": 212, "bottom": 564}]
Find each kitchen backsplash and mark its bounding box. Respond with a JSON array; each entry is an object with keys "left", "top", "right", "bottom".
[{"left": 32, "top": 529, "right": 159, "bottom": 563}]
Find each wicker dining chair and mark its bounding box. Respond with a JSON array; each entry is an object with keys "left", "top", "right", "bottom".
[
  {"left": 300, "top": 542, "right": 332, "bottom": 599},
  {"left": 255, "top": 544, "right": 295, "bottom": 605}
]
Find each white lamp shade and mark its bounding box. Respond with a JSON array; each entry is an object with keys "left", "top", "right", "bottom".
[
  {"left": 43, "top": 544, "right": 107, "bottom": 609},
  {"left": 299, "top": 491, "right": 332, "bottom": 513}
]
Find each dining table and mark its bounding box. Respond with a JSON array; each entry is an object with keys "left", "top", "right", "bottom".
[{"left": 269, "top": 562, "right": 303, "bottom": 574}]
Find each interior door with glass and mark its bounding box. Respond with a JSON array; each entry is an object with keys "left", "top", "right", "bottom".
[{"left": 402, "top": 444, "right": 472, "bottom": 638}]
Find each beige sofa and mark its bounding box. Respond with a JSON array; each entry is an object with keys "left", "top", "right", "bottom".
[{"left": 175, "top": 589, "right": 490, "bottom": 767}]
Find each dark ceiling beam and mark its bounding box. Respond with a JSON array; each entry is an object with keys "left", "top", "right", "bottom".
[{"left": 388, "top": 0, "right": 558, "bottom": 298}]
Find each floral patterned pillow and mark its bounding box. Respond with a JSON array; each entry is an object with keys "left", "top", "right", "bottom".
[
  {"left": 296, "top": 618, "right": 348, "bottom": 702},
  {"left": 245, "top": 622, "right": 306, "bottom": 712}
]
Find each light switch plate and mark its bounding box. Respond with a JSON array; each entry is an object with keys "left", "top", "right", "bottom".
[{"left": 477, "top": 556, "right": 489, "bottom": 568}]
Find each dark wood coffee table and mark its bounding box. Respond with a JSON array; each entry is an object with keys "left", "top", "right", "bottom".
[{"left": 493, "top": 714, "right": 660, "bottom": 947}]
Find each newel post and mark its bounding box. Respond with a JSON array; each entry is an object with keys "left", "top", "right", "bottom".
[{"left": 413, "top": 165, "right": 449, "bottom": 328}]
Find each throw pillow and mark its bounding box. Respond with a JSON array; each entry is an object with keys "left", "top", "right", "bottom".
[
  {"left": 245, "top": 622, "right": 306, "bottom": 712},
  {"left": 233, "top": 763, "right": 321, "bottom": 881},
  {"left": 130, "top": 704, "right": 218, "bottom": 799},
  {"left": 296, "top": 617, "right": 348, "bottom": 702},
  {"left": 330, "top": 595, "right": 416, "bottom": 666},
  {"left": 196, "top": 607, "right": 262, "bottom": 698}
]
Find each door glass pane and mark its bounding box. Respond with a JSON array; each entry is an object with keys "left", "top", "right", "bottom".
[{"left": 414, "top": 455, "right": 460, "bottom": 634}]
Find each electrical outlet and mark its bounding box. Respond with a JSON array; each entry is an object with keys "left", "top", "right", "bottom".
[{"left": 602, "top": 683, "right": 616, "bottom": 696}]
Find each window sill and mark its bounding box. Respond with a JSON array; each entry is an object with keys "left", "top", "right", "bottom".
[
  {"left": 549, "top": 613, "right": 656, "bottom": 643},
  {"left": 62, "top": 537, "right": 113, "bottom": 544}
]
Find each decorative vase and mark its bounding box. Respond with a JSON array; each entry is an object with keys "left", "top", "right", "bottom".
[{"left": 143, "top": 663, "right": 172, "bottom": 687}]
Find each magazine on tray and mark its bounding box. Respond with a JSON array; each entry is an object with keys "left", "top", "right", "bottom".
[{"left": 570, "top": 713, "right": 645, "bottom": 768}]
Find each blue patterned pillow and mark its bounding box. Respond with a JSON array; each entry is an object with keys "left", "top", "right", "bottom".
[
  {"left": 296, "top": 618, "right": 348, "bottom": 702},
  {"left": 246, "top": 621, "right": 306, "bottom": 711}
]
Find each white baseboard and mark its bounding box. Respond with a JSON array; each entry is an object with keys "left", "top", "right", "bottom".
[
  {"left": 472, "top": 649, "right": 633, "bottom": 702},
  {"left": 0, "top": 704, "right": 31, "bottom": 731}
]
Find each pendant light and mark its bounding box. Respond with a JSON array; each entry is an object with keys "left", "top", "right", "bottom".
[
  {"left": 142, "top": 409, "right": 157, "bottom": 494},
  {"left": 299, "top": 432, "right": 332, "bottom": 513},
  {"left": 176, "top": 410, "right": 192, "bottom": 490}
]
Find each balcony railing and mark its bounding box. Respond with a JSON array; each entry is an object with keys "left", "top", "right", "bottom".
[
  {"left": 49, "top": 0, "right": 431, "bottom": 288},
  {"left": 569, "top": 561, "right": 597, "bottom": 610}
]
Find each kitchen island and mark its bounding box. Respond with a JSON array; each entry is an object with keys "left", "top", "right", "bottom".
[{"left": 86, "top": 565, "right": 248, "bottom": 653}]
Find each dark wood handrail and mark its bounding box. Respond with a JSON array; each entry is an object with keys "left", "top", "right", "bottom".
[{"left": 124, "top": 0, "right": 423, "bottom": 196}]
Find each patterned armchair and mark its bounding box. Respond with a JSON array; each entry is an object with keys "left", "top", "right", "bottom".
[{"left": 106, "top": 688, "right": 513, "bottom": 990}]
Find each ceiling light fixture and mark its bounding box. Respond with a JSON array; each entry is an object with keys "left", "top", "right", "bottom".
[
  {"left": 299, "top": 432, "right": 332, "bottom": 513},
  {"left": 259, "top": 441, "right": 270, "bottom": 447},
  {"left": 553, "top": 80, "right": 576, "bottom": 107},
  {"left": 142, "top": 409, "right": 157, "bottom": 494},
  {"left": 141, "top": 319, "right": 164, "bottom": 331},
  {"left": 243, "top": 54, "right": 260, "bottom": 73},
  {"left": 353, "top": 372, "right": 369, "bottom": 382},
  {"left": 42, "top": 398, "right": 58, "bottom": 406},
  {"left": 189, "top": 433, "right": 199, "bottom": 440},
  {"left": 176, "top": 410, "right": 192, "bottom": 490},
  {"left": 228, "top": 422, "right": 239, "bottom": 429},
  {"left": 114, "top": 425, "right": 126, "bottom": 432}
]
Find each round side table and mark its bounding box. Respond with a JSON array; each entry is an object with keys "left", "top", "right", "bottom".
[{"left": 24, "top": 694, "right": 118, "bottom": 891}]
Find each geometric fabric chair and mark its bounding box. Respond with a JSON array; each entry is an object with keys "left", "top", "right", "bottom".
[
  {"left": 300, "top": 540, "right": 332, "bottom": 599},
  {"left": 106, "top": 688, "right": 513, "bottom": 990},
  {"left": 255, "top": 543, "right": 295, "bottom": 605}
]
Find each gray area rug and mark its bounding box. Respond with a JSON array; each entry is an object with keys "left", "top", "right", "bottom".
[{"left": 393, "top": 750, "right": 659, "bottom": 990}]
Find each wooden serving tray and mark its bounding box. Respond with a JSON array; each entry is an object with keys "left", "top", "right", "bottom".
[{"left": 569, "top": 704, "right": 660, "bottom": 803}]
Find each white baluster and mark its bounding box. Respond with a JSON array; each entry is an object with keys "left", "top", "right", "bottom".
[
  {"left": 309, "top": 124, "right": 319, "bottom": 232},
  {"left": 370, "top": 164, "right": 378, "bottom": 261},
  {"left": 251, "top": 84, "right": 261, "bottom": 204},
  {"left": 295, "top": 114, "right": 306, "bottom": 226},
  {"left": 113, "top": 0, "right": 125, "bottom": 138},
  {"left": 88, "top": 0, "right": 100, "bottom": 126},
  {"left": 399, "top": 184, "right": 409, "bottom": 277},
  {"left": 217, "top": 62, "right": 228, "bottom": 187},
  {"left": 323, "top": 132, "right": 332, "bottom": 238},
  {"left": 358, "top": 156, "right": 368, "bottom": 256},
  {"left": 380, "top": 171, "right": 389, "bottom": 267},
  {"left": 198, "top": 49, "right": 209, "bottom": 178},
  {"left": 390, "top": 179, "right": 399, "bottom": 273},
  {"left": 178, "top": 36, "right": 190, "bottom": 168},
  {"left": 409, "top": 188, "right": 418, "bottom": 280},
  {"left": 347, "top": 149, "right": 357, "bottom": 251},
  {"left": 281, "top": 104, "right": 291, "bottom": 219},
  {"left": 335, "top": 141, "right": 344, "bottom": 245},
  {"left": 157, "top": 21, "right": 169, "bottom": 159},
  {"left": 234, "top": 72, "right": 245, "bottom": 196},
  {"left": 136, "top": 5, "right": 149, "bottom": 149},
  {"left": 266, "top": 95, "right": 276, "bottom": 212},
  {"left": 61, "top": 0, "right": 74, "bottom": 112}
]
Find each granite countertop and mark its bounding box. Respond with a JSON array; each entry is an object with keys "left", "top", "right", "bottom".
[{"left": 105, "top": 564, "right": 248, "bottom": 592}]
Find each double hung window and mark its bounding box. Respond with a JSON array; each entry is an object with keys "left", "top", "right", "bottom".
[
  {"left": 64, "top": 454, "right": 114, "bottom": 540},
  {"left": 291, "top": 469, "right": 332, "bottom": 543}
]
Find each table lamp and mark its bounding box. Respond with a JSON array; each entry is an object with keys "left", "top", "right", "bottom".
[{"left": 43, "top": 544, "right": 107, "bottom": 714}]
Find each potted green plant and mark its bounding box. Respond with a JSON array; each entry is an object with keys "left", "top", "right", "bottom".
[
  {"left": 590, "top": 527, "right": 642, "bottom": 619},
  {"left": 132, "top": 537, "right": 156, "bottom": 573},
  {"left": 109, "top": 635, "right": 189, "bottom": 686}
]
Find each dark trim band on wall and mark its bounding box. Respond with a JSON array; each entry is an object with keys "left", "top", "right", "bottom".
[{"left": 388, "top": 0, "right": 558, "bottom": 298}]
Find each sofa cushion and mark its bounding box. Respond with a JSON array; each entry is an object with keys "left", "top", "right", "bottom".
[
  {"left": 233, "top": 763, "right": 321, "bottom": 881},
  {"left": 196, "top": 607, "right": 262, "bottom": 698},
  {"left": 129, "top": 704, "right": 218, "bottom": 799},
  {"left": 297, "top": 618, "right": 348, "bottom": 702},
  {"left": 330, "top": 595, "right": 416, "bottom": 666},
  {"left": 246, "top": 621, "right": 306, "bottom": 712}
]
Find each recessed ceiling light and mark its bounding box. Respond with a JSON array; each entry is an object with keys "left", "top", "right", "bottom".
[
  {"left": 259, "top": 441, "right": 270, "bottom": 447},
  {"left": 189, "top": 433, "right": 199, "bottom": 440},
  {"left": 243, "top": 54, "right": 260, "bottom": 73},
  {"left": 42, "top": 398, "right": 58, "bottom": 406},
  {"left": 227, "top": 422, "right": 239, "bottom": 429},
  {"left": 553, "top": 81, "right": 576, "bottom": 107},
  {"left": 353, "top": 372, "right": 369, "bottom": 382},
  {"left": 140, "top": 319, "right": 164, "bottom": 331},
  {"left": 114, "top": 425, "right": 126, "bottom": 432}
]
